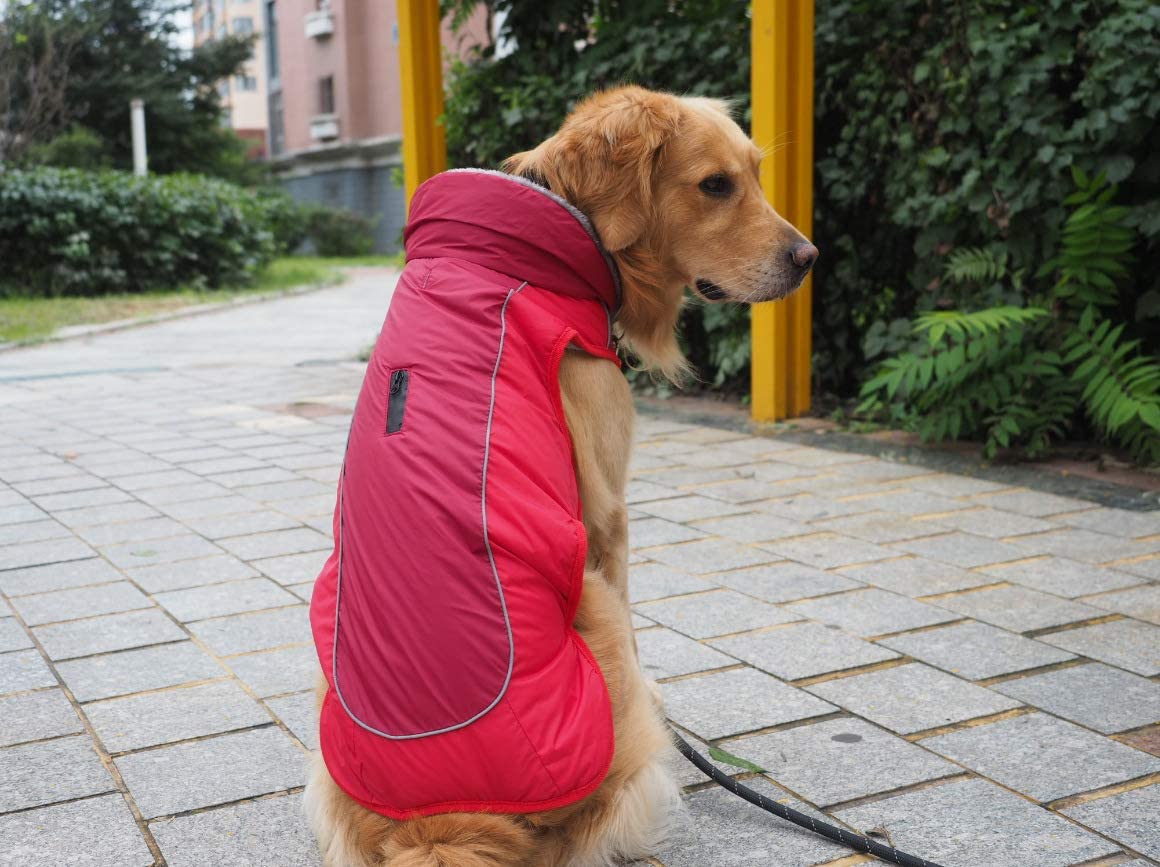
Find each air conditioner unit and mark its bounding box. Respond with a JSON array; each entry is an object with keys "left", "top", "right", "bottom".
[
  {"left": 310, "top": 113, "right": 339, "bottom": 141},
  {"left": 304, "top": 9, "right": 334, "bottom": 38}
]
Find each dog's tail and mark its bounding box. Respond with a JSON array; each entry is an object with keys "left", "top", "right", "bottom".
[{"left": 383, "top": 814, "right": 536, "bottom": 867}]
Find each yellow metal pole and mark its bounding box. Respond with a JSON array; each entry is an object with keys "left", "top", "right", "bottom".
[
  {"left": 398, "top": 0, "right": 447, "bottom": 215},
  {"left": 750, "top": 0, "right": 814, "bottom": 421}
]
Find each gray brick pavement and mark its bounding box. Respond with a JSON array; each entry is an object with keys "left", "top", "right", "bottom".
[{"left": 1, "top": 273, "right": 1157, "bottom": 866}]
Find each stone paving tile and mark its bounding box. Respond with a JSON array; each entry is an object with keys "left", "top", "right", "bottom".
[
  {"left": 878, "top": 621, "right": 1074, "bottom": 680},
  {"left": 116, "top": 727, "right": 305, "bottom": 818},
  {"left": 628, "top": 517, "right": 706, "bottom": 549},
  {"left": 770, "top": 446, "right": 867, "bottom": 467},
  {"left": 760, "top": 533, "right": 896, "bottom": 569},
  {"left": 924, "top": 712, "right": 1160, "bottom": 801},
  {"left": 1117, "top": 726, "right": 1160, "bottom": 758},
  {"left": 711, "top": 622, "right": 898, "bottom": 681},
  {"left": 662, "top": 668, "right": 835, "bottom": 739},
  {"left": 113, "top": 468, "right": 204, "bottom": 491},
  {"left": 929, "top": 584, "right": 1103, "bottom": 632},
  {"left": 212, "top": 467, "right": 300, "bottom": 489},
  {"left": 0, "top": 617, "right": 31, "bottom": 652},
  {"left": 52, "top": 501, "right": 160, "bottom": 528},
  {"left": 636, "top": 627, "right": 735, "bottom": 680},
  {"left": 1085, "top": 584, "right": 1160, "bottom": 625},
  {"left": 984, "top": 555, "right": 1143, "bottom": 598},
  {"left": 217, "top": 527, "right": 330, "bottom": 561},
  {"left": 714, "top": 561, "right": 864, "bottom": 603},
  {"left": 721, "top": 717, "right": 956, "bottom": 807},
  {"left": 1120, "top": 556, "right": 1160, "bottom": 581},
  {"left": 226, "top": 645, "right": 319, "bottom": 697},
  {"left": 125, "top": 554, "right": 258, "bottom": 594},
  {"left": 975, "top": 489, "right": 1095, "bottom": 517},
  {"left": 86, "top": 680, "right": 271, "bottom": 753},
  {"left": 0, "top": 536, "right": 95, "bottom": 571},
  {"left": 1039, "top": 619, "right": 1160, "bottom": 676},
  {"left": 182, "top": 510, "right": 302, "bottom": 540},
  {"left": 1063, "top": 784, "right": 1160, "bottom": 861},
  {"left": 100, "top": 534, "right": 224, "bottom": 569},
  {"left": 1059, "top": 507, "right": 1160, "bottom": 539},
  {"left": 905, "top": 473, "right": 1007, "bottom": 497},
  {"left": 785, "top": 588, "right": 958, "bottom": 637},
  {"left": 10, "top": 582, "right": 152, "bottom": 626},
  {"left": 34, "top": 608, "right": 185, "bottom": 661},
  {"left": 0, "top": 502, "right": 47, "bottom": 525},
  {"left": 134, "top": 480, "right": 232, "bottom": 505},
  {"left": 1017, "top": 527, "right": 1160, "bottom": 564},
  {"left": 0, "top": 689, "right": 82, "bottom": 747},
  {"left": 833, "top": 777, "right": 1119, "bottom": 867},
  {"left": 991, "top": 663, "right": 1160, "bottom": 734},
  {"left": 625, "top": 480, "right": 683, "bottom": 504},
  {"left": 189, "top": 605, "right": 311, "bottom": 656},
  {"left": 14, "top": 474, "right": 109, "bottom": 498},
  {"left": 0, "top": 735, "right": 115, "bottom": 812},
  {"left": 692, "top": 477, "right": 805, "bottom": 505},
  {"left": 287, "top": 580, "right": 314, "bottom": 603},
  {"left": 265, "top": 691, "right": 319, "bottom": 750},
  {"left": 0, "top": 794, "right": 154, "bottom": 867},
  {"left": 838, "top": 557, "right": 993, "bottom": 597},
  {"left": 633, "top": 494, "right": 748, "bottom": 523},
  {"left": 634, "top": 589, "right": 801, "bottom": 639},
  {"left": 655, "top": 777, "right": 849, "bottom": 866},
  {"left": 811, "top": 512, "right": 950, "bottom": 544},
  {"left": 891, "top": 532, "right": 1027, "bottom": 568},
  {"left": 689, "top": 511, "right": 810, "bottom": 544},
  {"left": 646, "top": 538, "right": 775, "bottom": 574},
  {"left": 757, "top": 493, "right": 871, "bottom": 522},
  {"left": 75, "top": 516, "right": 192, "bottom": 548},
  {"left": 32, "top": 487, "right": 132, "bottom": 512},
  {"left": 933, "top": 507, "right": 1057, "bottom": 539},
  {"left": 154, "top": 578, "right": 299, "bottom": 623},
  {"left": 151, "top": 792, "right": 320, "bottom": 867},
  {"left": 0, "top": 519, "right": 72, "bottom": 546},
  {"left": 846, "top": 490, "right": 971, "bottom": 516},
  {"left": 627, "top": 563, "right": 713, "bottom": 603},
  {"left": 157, "top": 494, "right": 265, "bottom": 520},
  {"left": 807, "top": 663, "right": 1021, "bottom": 735},
  {"left": 0, "top": 649, "right": 57, "bottom": 694},
  {"left": 833, "top": 460, "right": 934, "bottom": 484},
  {"left": 57, "top": 641, "right": 223, "bottom": 702},
  {"left": 236, "top": 478, "right": 333, "bottom": 503}
]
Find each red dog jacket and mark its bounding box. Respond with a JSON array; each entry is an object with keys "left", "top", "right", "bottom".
[{"left": 311, "top": 170, "right": 621, "bottom": 819}]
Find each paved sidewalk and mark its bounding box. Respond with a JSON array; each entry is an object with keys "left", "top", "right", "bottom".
[{"left": 1, "top": 270, "right": 1158, "bottom": 866}]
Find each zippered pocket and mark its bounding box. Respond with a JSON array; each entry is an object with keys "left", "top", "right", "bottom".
[{"left": 386, "top": 368, "right": 410, "bottom": 434}]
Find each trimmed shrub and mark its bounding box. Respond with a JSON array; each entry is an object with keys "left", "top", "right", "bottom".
[
  {"left": 303, "top": 204, "right": 377, "bottom": 257},
  {"left": 0, "top": 167, "right": 278, "bottom": 295}
]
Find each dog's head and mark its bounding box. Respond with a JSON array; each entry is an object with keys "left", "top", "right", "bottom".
[{"left": 504, "top": 86, "right": 817, "bottom": 380}]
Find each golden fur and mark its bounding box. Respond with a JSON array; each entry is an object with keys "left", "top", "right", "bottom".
[{"left": 305, "top": 85, "right": 815, "bottom": 866}]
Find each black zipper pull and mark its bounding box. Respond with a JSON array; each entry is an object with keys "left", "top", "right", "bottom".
[{"left": 387, "top": 369, "right": 410, "bottom": 434}]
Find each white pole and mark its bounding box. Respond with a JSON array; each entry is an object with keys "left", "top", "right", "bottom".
[{"left": 130, "top": 99, "right": 147, "bottom": 176}]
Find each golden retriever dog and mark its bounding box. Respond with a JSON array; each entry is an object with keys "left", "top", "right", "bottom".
[{"left": 305, "top": 85, "right": 816, "bottom": 867}]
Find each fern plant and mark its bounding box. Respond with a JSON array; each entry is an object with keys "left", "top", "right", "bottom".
[{"left": 860, "top": 168, "right": 1160, "bottom": 464}]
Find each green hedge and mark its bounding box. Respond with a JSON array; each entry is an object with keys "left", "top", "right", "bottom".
[
  {"left": 0, "top": 168, "right": 278, "bottom": 295},
  {"left": 442, "top": 0, "right": 1160, "bottom": 397}
]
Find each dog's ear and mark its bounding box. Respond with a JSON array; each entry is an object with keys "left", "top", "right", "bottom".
[{"left": 504, "top": 88, "right": 682, "bottom": 252}]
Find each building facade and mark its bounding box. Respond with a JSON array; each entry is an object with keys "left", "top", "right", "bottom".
[
  {"left": 264, "top": 1, "right": 487, "bottom": 252},
  {"left": 192, "top": 0, "right": 270, "bottom": 156}
]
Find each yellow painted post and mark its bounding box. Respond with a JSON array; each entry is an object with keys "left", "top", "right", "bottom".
[
  {"left": 750, "top": 0, "right": 814, "bottom": 421},
  {"left": 398, "top": 0, "right": 447, "bottom": 214}
]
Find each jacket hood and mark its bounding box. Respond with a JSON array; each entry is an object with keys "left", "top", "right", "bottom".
[{"left": 403, "top": 169, "right": 622, "bottom": 312}]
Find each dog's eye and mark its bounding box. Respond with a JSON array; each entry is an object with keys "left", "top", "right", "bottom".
[{"left": 699, "top": 174, "right": 733, "bottom": 197}]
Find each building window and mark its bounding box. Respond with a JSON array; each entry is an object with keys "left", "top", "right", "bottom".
[
  {"left": 217, "top": 80, "right": 230, "bottom": 100},
  {"left": 233, "top": 16, "right": 254, "bottom": 34},
  {"left": 318, "top": 75, "right": 335, "bottom": 115},
  {"left": 234, "top": 74, "right": 257, "bottom": 91},
  {"left": 217, "top": 22, "right": 227, "bottom": 38},
  {"left": 265, "top": 0, "right": 279, "bottom": 82}
]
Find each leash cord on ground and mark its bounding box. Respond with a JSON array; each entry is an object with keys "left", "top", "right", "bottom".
[{"left": 672, "top": 730, "right": 947, "bottom": 867}]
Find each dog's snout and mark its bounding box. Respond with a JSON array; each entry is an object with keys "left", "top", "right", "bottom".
[{"left": 789, "top": 242, "right": 818, "bottom": 271}]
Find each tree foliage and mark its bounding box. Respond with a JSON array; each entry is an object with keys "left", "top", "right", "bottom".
[
  {"left": 1, "top": 0, "right": 261, "bottom": 182},
  {"left": 441, "top": 0, "right": 1160, "bottom": 402},
  {"left": 860, "top": 171, "right": 1160, "bottom": 464}
]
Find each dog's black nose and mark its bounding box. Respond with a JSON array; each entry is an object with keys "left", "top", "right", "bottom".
[{"left": 790, "top": 242, "right": 819, "bottom": 271}]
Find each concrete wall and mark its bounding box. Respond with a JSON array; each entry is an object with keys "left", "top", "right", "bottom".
[{"left": 272, "top": 136, "right": 406, "bottom": 253}]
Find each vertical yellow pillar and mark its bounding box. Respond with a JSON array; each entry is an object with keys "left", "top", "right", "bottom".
[
  {"left": 398, "top": 0, "right": 447, "bottom": 214},
  {"left": 750, "top": 0, "right": 814, "bottom": 421}
]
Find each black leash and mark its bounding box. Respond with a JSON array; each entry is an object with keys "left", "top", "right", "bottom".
[{"left": 672, "top": 730, "right": 947, "bottom": 867}]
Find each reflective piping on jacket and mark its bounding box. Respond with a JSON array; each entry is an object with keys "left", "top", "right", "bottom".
[
  {"left": 443, "top": 168, "right": 623, "bottom": 317},
  {"left": 330, "top": 283, "right": 526, "bottom": 740}
]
